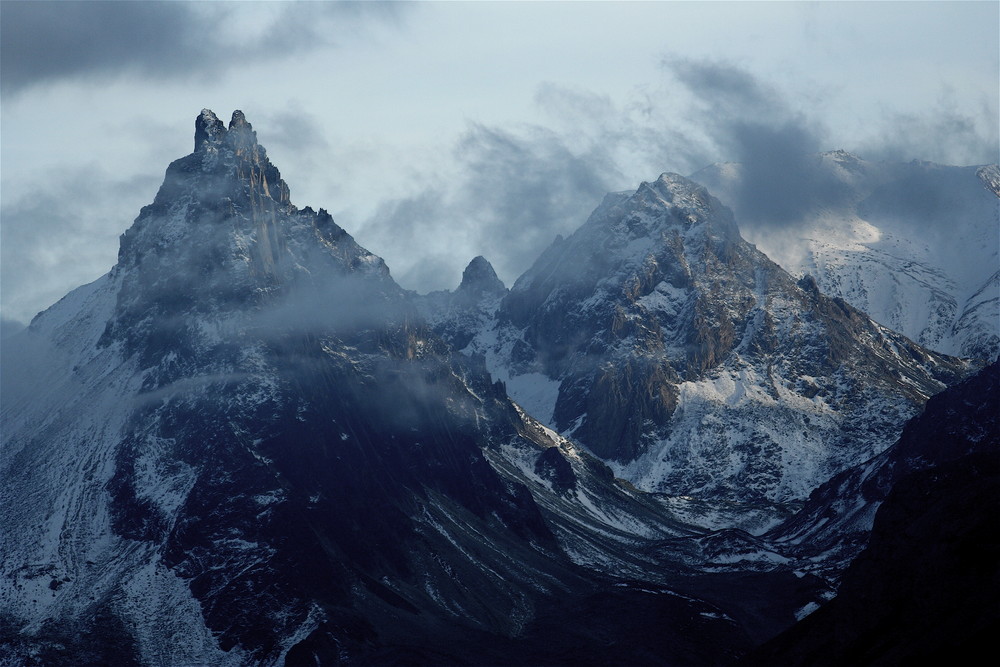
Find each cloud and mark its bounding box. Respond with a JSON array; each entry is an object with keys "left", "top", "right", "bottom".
[
  {"left": 0, "top": 167, "right": 159, "bottom": 323},
  {"left": 532, "top": 82, "right": 703, "bottom": 177},
  {"left": 259, "top": 107, "right": 332, "bottom": 156},
  {"left": 455, "top": 123, "right": 614, "bottom": 255},
  {"left": 356, "top": 122, "right": 619, "bottom": 292},
  {"left": 1, "top": 1, "right": 207, "bottom": 95},
  {"left": 669, "top": 59, "right": 780, "bottom": 118},
  {"left": 662, "top": 58, "right": 998, "bottom": 240},
  {"left": 665, "top": 59, "right": 998, "bottom": 224},
  {"left": 663, "top": 58, "right": 847, "bottom": 226},
  {"left": 350, "top": 82, "right": 720, "bottom": 294},
  {"left": 0, "top": 317, "right": 25, "bottom": 340},
  {"left": 0, "top": 1, "right": 408, "bottom": 97},
  {"left": 859, "top": 91, "right": 1000, "bottom": 167}
]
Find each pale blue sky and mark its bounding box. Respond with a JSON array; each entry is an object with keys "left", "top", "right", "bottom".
[{"left": 2, "top": 1, "right": 997, "bottom": 324}]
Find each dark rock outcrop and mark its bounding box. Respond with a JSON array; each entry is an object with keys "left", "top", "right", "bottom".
[{"left": 746, "top": 359, "right": 1000, "bottom": 665}]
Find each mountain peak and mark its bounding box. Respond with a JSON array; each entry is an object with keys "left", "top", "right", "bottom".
[
  {"left": 229, "top": 109, "right": 249, "bottom": 129},
  {"left": 104, "top": 108, "right": 399, "bottom": 364},
  {"left": 635, "top": 172, "right": 719, "bottom": 215},
  {"left": 192, "top": 108, "right": 260, "bottom": 154},
  {"left": 457, "top": 255, "right": 506, "bottom": 296},
  {"left": 227, "top": 109, "right": 258, "bottom": 152},
  {"left": 617, "top": 172, "right": 739, "bottom": 242},
  {"left": 194, "top": 108, "right": 226, "bottom": 152}
]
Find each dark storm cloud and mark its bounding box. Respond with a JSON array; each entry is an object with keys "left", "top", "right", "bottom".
[
  {"left": 0, "top": 1, "right": 406, "bottom": 97},
  {"left": 1, "top": 1, "right": 205, "bottom": 94},
  {"left": 358, "top": 123, "right": 617, "bottom": 292},
  {"left": 666, "top": 58, "right": 998, "bottom": 229},
  {"left": 669, "top": 59, "right": 779, "bottom": 117},
  {"left": 665, "top": 59, "right": 846, "bottom": 226}
]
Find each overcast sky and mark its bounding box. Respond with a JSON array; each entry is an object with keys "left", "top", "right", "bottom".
[{"left": 2, "top": 0, "right": 997, "bottom": 325}]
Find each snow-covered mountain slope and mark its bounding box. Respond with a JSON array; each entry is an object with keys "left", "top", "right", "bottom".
[
  {"left": 692, "top": 153, "right": 1000, "bottom": 361},
  {"left": 0, "top": 110, "right": 824, "bottom": 666},
  {"left": 761, "top": 358, "right": 1000, "bottom": 579},
  {"left": 428, "top": 173, "right": 968, "bottom": 504}
]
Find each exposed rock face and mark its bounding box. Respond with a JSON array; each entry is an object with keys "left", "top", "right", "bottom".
[
  {"left": 444, "top": 173, "right": 967, "bottom": 502},
  {"left": 415, "top": 255, "right": 508, "bottom": 352},
  {"left": 105, "top": 109, "right": 396, "bottom": 367},
  {"left": 456, "top": 254, "right": 507, "bottom": 302}
]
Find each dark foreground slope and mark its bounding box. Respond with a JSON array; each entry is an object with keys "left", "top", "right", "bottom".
[{"left": 746, "top": 360, "right": 1000, "bottom": 666}]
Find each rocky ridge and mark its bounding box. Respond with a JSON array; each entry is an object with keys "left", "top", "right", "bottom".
[{"left": 428, "top": 172, "right": 968, "bottom": 503}]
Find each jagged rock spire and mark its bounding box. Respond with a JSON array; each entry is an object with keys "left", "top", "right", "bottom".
[
  {"left": 457, "top": 255, "right": 506, "bottom": 297},
  {"left": 107, "top": 108, "right": 393, "bottom": 359},
  {"left": 193, "top": 108, "right": 261, "bottom": 154},
  {"left": 194, "top": 108, "right": 226, "bottom": 152},
  {"left": 227, "top": 109, "right": 258, "bottom": 152}
]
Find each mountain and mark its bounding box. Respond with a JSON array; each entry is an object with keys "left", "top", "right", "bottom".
[
  {"left": 429, "top": 173, "right": 968, "bottom": 505},
  {"left": 744, "top": 359, "right": 1000, "bottom": 666},
  {"left": 416, "top": 255, "right": 508, "bottom": 352},
  {"left": 2, "top": 109, "right": 990, "bottom": 666},
  {"left": 692, "top": 152, "right": 1000, "bottom": 361},
  {"left": 1, "top": 110, "right": 827, "bottom": 666},
  {"left": 761, "top": 358, "right": 1000, "bottom": 578}
]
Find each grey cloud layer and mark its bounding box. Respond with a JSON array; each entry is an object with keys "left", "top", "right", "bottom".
[
  {"left": 0, "top": 1, "right": 405, "bottom": 96},
  {"left": 861, "top": 97, "right": 1000, "bottom": 167},
  {"left": 0, "top": 168, "right": 160, "bottom": 323}
]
